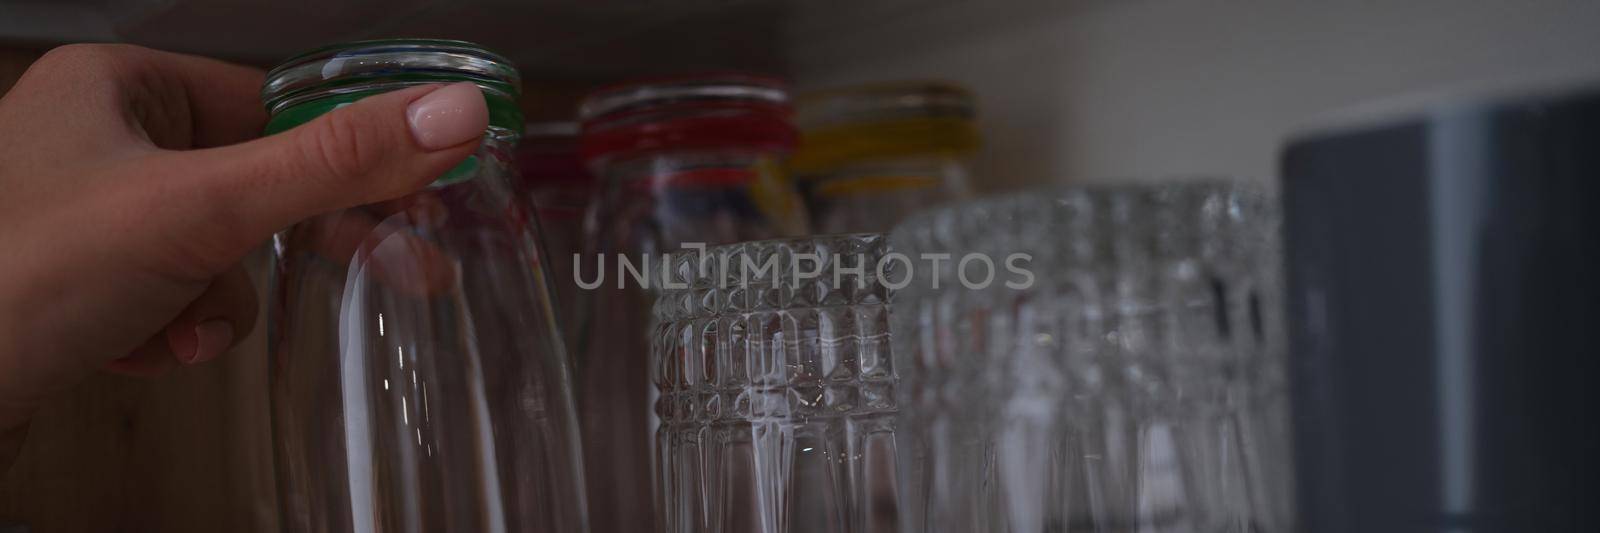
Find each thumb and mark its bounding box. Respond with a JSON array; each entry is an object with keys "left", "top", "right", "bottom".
[{"left": 142, "top": 82, "right": 489, "bottom": 269}]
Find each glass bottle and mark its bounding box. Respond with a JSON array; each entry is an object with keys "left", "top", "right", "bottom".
[
  {"left": 790, "top": 81, "right": 978, "bottom": 233},
  {"left": 575, "top": 73, "right": 810, "bottom": 533},
  {"left": 517, "top": 121, "right": 594, "bottom": 357},
  {"left": 266, "top": 39, "right": 587, "bottom": 533}
]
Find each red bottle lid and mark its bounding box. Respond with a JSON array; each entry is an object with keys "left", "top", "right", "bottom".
[{"left": 577, "top": 73, "right": 799, "bottom": 166}]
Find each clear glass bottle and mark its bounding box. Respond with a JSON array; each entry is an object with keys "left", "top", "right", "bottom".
[
  {"left": 890, "top": 182, "right": 1292, "bottom": 533},
  {"left": 791, "top": 81, "right": 978, "bottom": 233},
  {"left": 575, "top": 73, "right": 811, "bottom": 533},
  {"left": 266, "top": 40, "right": 587, "bottom": 533},
  {"left": 517, "top": 121, "right": 594, "bottom": 358}
]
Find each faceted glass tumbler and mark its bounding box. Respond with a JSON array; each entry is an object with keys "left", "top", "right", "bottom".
[
  {"left": 890, "top": 182, "right": 1292, "bottom": 533},
  {"left": 652, "top": 234, "right": 901, "bottom": 533}
]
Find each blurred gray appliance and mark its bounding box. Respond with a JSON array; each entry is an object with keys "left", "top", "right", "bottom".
[{"left": 1282, "top": 84, "right": 1600, "bottom": 532}]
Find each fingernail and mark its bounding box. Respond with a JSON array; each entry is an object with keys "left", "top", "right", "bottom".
[
  {"left": 184, "top": 320, "right": 235, "bottom": 365},
  {"left": 406, "top": 82, "right": 488, "bottom": 150}
]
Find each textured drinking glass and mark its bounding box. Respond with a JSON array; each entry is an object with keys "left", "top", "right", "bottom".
[
  {"left": 576, "top": 73, "right": 811, "bottom": 533},
  {"left": 266, "top": 40, "right": 587, "bottom": 533},
  {"left": 891, "top": 182, "right": 1291, "bottom": 533},
  {"left": 652, "top": 234, "right": 900, "bottom": 533}
]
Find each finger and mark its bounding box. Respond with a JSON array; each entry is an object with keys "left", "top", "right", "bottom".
[
  {"left": 120, "top": 82, "right": 487, "bottom": 276},
  {"left": 362, "top": 216, "right": 460, "bottom": 299},
  {"left": 101, "top": 265, "right": 256, "bottom": 374},
  {"left": 290, "top": 202, "right": 460, "bottom": 298},
  {"left": 164, "top": 264, "right": 257, "bottom": 365},
  {"left": 9, "top": 44, "right": 267, "bottom": 149},
  {"left": 115, "top": 46, "right": 266, "bottom": 149},
  {"left": 104, "top": 333, "right": 180, "bottom": 378}
]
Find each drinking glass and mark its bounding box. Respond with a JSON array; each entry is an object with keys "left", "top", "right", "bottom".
[
  {"left": 890, "top": 181, "right": 1291, "bottom": 533},
  {"left": 652, "top": 234, "right": 901, "bottom": 533}
]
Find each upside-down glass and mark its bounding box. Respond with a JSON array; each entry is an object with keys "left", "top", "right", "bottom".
[
  {"left": 791, "top": 81, "right": 977, "bottom": 233},
  {"left": 266, "top": 40, "right": 587, "bottom": 532},
  {"left": 652, "top": 234, "right": 901, "bottom": 533},
  {"left": 890, "top": 182, "right": 1291, "bottom": 533},
  {"left": 576, "top": 73, "right": 811, "bottom": 533}
]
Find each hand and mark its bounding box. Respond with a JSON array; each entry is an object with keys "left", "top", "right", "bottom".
[{"left": 0, "top": 44, "right": 490, "bottom": 432}]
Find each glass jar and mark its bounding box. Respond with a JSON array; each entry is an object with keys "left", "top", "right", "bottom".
[
  {"left": 791, "top": 81, "right": 978, "bottom": 233},
  {"left": 517, "top": 121, "right": 594, "bottom": 356},
  {"left": 579, "top": 73, "right": 810, "bottom": 247},
  {"left": 574, "top": 73, "right": 811, "bottom": 533},
  {"left": 266, "top": 40, "right": 587, "bottom": 533},
  {"left": 652, "top": 234, "right": 900, "bottom": 533},
  {"left": 890, "top": 182, "right": 1292, "bottom": 533}
]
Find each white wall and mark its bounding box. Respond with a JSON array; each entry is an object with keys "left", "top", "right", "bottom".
[{"left": 789, "top": 0, "right": 1600, "bottom": 191}]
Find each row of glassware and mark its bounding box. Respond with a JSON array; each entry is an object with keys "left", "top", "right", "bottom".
[
  {"left": 527, "top": 74, "right": 990, "bottom": 533},
  {"left": 532, "top": 73, "right": 1291, "bottom": 532},
  {"left": 265, "top": 40, "right": 1289, "bottom": 533}
]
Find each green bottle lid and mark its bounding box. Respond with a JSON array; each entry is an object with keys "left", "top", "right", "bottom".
[{"left": 261, "top": 38, "right": 524, "bottom": 137}]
